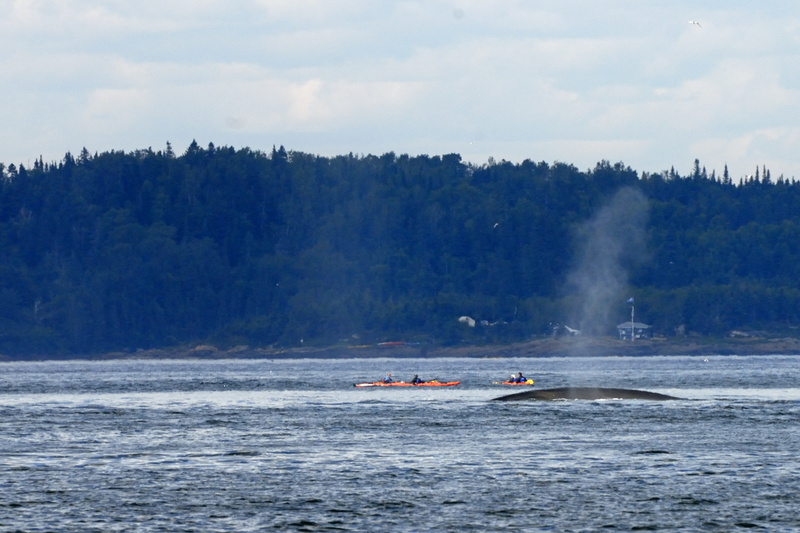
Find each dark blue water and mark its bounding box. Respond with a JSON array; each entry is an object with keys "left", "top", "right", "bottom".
[{"left": 1, "top": 355, "right": 799, "bottom": 531}]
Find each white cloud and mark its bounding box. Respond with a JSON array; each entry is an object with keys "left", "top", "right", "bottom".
[
  {"left": 2, "top": 1, "right": 800, "bottom": 179},
  {"left": 694, "top": 127, "right": 800, "bottom": 180},
  {"left": 85, "top": 87, "right": 151, "bottom": 126}
]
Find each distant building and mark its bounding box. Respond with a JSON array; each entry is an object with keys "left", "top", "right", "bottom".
[
  {"left": 458, "top": 316, "right": 476, "bottom": 328},
  {"left": 617, "top": 322, "right": 652, "bottom": 340}
]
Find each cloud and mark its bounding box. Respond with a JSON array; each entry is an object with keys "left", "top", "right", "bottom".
[
  {"left": 693, "top": 127, "right": 800, "bottom": 180},
  {"left": 85, "top": 87, "right": 151, "bottom": 126},
  {"left": 2, "top": 1, "right": 800, "bottom": 180}
]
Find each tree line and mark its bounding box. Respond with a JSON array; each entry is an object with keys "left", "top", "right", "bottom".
[{"left": 2, "top": 142, "right": 800, "bottom": 357}]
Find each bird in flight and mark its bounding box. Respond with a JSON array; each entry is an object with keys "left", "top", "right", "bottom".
[{"left": 688, "top": 20, "right": 702, "bottom": 27}]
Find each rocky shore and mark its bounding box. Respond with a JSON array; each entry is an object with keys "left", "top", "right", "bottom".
[{"left": 82, "top": 335, "right": 800, "bottom": 361}]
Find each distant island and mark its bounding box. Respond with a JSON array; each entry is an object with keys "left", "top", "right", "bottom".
[{"left": 2, "top": 143, "right": 800, "bottom": 359}]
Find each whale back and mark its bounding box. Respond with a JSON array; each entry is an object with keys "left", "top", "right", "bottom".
[{"left": 492, "top": 387, "right": 681, "bottom": 402}]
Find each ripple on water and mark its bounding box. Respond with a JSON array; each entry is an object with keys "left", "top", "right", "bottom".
[{"left": 2, "top": 357, "right": 800, "bottom": 531}]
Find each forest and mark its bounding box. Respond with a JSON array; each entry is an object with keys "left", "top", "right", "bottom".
[{"left": 2, "top": 141, "right": 800, "bottom": 357}]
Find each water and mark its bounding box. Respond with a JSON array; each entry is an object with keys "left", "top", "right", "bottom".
[{"left": 1, "top": 355, "right": 799, "bottom": 531}]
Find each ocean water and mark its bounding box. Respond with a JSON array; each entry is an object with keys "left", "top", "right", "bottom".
[{"left": 1, "top": 354, "right": 799, "bottom": 532}]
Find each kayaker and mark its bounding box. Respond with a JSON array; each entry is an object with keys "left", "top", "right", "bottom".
[
  {"left": 515, "top": 372, "right": 527, "bottom": 383},
  {"left": 383, "top": 373, "right": 394, "bottom": 383},
  {"left": 410, "top": 374, "right": 423, "bottom": 384},
  {"left": 509, "top": 374, "right": 516, "bottom": 383}
]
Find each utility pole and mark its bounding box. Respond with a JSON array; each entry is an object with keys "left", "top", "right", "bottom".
[{"left": 627, "top": 297, "right": 635, "bottom": 342}]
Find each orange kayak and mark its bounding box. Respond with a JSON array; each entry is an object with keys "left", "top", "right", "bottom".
[{"left": 354, "top": 381, "right": 460, "bottom": 388}]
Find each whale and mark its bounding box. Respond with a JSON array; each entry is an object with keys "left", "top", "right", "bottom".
[{"left": 492, "top": 387, "right": 681, "bottom": 402}]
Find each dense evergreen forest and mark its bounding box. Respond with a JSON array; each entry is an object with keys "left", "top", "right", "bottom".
[{"left": 2, "top": 141, "right": 800, "bottom": 357}]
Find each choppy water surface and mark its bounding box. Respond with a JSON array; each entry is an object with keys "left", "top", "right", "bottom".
[{"left": 1, "top": 355, "right": 799, "bottom": 531}]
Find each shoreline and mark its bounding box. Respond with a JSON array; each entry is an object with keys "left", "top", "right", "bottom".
[{"left": 6, "top": 335, "right": 800, "bottom": 362}]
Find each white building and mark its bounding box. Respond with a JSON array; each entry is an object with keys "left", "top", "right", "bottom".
[{"left": 617, "top": 322, "right": 652, "bottom": 340}]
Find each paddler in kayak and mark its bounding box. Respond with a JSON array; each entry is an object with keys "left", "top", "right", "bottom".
[
  {"left": 514, "top": 372, "right": 527, "bottom": 383},
  {"left": 410, "top": 374, "right": 423, "bottom": 384},
  {"left": 382, "top": 373, "right": 394, "bottom": 383}
]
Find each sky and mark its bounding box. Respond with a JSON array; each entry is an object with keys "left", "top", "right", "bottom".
[{"left": 3, "top": 0, "right": 800, "bottom": 179}]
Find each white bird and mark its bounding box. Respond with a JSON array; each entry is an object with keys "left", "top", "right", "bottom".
[{"left": 688, "top": 20, "right": 702, "bottom": 27}]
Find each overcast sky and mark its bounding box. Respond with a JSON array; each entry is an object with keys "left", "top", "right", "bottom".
[{"left": 3, "top": 1, "right": 800, "bottom": 179}]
